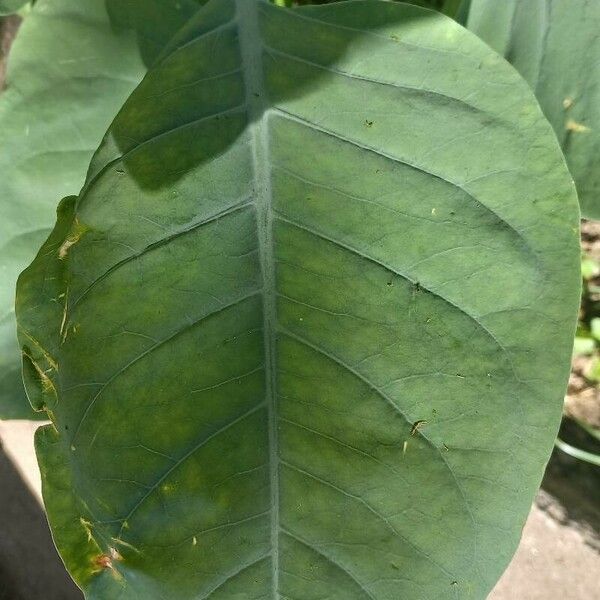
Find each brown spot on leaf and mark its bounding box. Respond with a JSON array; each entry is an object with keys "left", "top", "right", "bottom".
[
  {"left": 58, "top": 218, "right": 89, "bottom": 259},
  {"left": 93, "top": 554, "right": 113, "bottom": 570},
  {"left": 92, "top": 547, "right": 123, "bottom": 574},
  {"left": 58, "top": 238, "right": 77, "bottom": 259}
]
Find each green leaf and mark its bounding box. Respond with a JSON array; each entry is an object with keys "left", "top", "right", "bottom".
[
  {"left": 581, "top": 256, "right": 600, "bottom": 280},
  {"left": 106, "top": 0, "right": 206, "bottom": 66},
  {"left": 0, "top": 0, "right": 202, "bottom": 418},
  {"left": 0, "top": 0, "right": 28, "bottom": 15},
  {"left": 590, "top": 318, "right": 600, "bottom": 342},
  {"left": 573, "top": 336, "right": 595, "bottom": 357},
  {"left": 466, "top": 0, "right": 600, "bottom": 219},
  {"left": 439, "top": 0, "right": 462, "bottom": 18},
  {"left": 17, "top": 0, "right": 580, "bottom": 597},
  {"left": 454, "top": 0, "right": 471, "bottom": 25},
  {"left": 586, "top": 357, "right": 600, "bottom": 383},
  {"left": 273, "top": 0, "right": 466, "bottom": 13}
]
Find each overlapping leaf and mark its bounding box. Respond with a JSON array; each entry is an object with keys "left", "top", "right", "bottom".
[
  {"left": 17, "top": 0, "right": 580, "bottom": 598},
  {"left": 467, "top": 0, "right": 599, "bottom": 219}
]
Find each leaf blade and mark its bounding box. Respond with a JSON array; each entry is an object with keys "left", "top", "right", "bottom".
[{"left": 17, "top": 1, "right": 580, "bottom": 598}]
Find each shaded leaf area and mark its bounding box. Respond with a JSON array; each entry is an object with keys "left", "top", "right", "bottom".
[
  {"left": 0, "top": 0, "right": 203, "bottom": 418},
  {"left": 17, "top": 0, "right": 580, "bottom": 598},
  {"left": 467, "top": 0, "right": 600, "bottom": 219},
  {"left": 279, "top": 0, "right": 465, "bottom": 20},
  {"left": 105, "top": 0, "right": 206, "bottom": 66}
]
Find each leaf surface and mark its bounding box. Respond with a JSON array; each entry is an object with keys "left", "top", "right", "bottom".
[
  {"left": 106, "top": 0, "right": 205, "bottom": 66},
  {"left": 0, "top": 0, "right": 28, "bottom": 15},
  {"left": 17, "top": 1, "right": 580, "bottom": 598},
  {"left": 0, "top": 0, "right": 200, "bottom": 417},
  {"left": 467, "top": 0, "right": 600, "bottom": 218}
]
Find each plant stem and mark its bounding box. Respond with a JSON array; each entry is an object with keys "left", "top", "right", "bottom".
[{"left": 555, "top": 437, "right": 600, "bottom": 467}]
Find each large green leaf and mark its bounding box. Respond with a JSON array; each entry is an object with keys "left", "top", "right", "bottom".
[
  {"left": 467, "top": 0, "right": 600, "bottom": 219},
  {"left": 17, "top": 0, "right": 580, "bottom": 598},
  {"left": 0, "top": 0, "right": 201, "bottom": 418}
]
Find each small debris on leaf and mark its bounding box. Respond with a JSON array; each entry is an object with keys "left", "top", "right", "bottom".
[{"left": 410, "top": 420, "right": 428, "bottom": 436}]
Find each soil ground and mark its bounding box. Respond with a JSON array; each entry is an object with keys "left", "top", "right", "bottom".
[{"left": 490, "top": 494, "right": 599, "bottom": 600}]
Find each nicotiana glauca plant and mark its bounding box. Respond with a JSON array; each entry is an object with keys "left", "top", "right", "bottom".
[{"left": 4, "top": 0, "right": 587, "bottom": 598}]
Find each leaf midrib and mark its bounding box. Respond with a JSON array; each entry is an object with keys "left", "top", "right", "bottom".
[{"left": 235, "top": 0, "right": 280, "bottom": 597}]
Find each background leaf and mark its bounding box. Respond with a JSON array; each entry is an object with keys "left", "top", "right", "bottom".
[
  {"left": 0, "top": 0, "right": 28, "bottom": 16},
  {"left": 467, "top": 0, "right": 599, "bottom": 219},
  {"left": 0, "top": 0, "right": 202, "bottom": 418},
  {"left": 281, "top": 0, "right": 466, "bottom": 17},
  {"left": 17, "top": 0, "right": 580, "bottom": 598}
]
